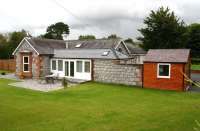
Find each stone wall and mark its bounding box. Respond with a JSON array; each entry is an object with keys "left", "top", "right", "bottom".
[
  {"left": 15, "top": 40, "right": 38, "bottom": 78},
  {"left": 40, "top": 55, "right": 51, "bottom": 77},
  {"left": 93, "top": 59, "right": 142, "bottom": 86}
]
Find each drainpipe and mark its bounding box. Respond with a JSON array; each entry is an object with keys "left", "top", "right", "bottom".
[{"left": 142, "top": 64, "right": 144, "bottom": 88}]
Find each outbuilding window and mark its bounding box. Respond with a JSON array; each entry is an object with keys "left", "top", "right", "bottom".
[
  {"left": 23, "top": 56, "right": 29, "bottom": 72},
  {"left": 157, "top": 63, "right": 170, "bottom": 78}
]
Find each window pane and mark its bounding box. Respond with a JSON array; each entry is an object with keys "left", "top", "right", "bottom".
[
  {"left": 159, "top": 65, "right": 169, "bottom": 76},
  {"left": 52, "top": 60, "right": 56, "bottom": 70},
  {"left": 70, "top": 61, "right": 74, "bottom": 77},
  {"left": 65, "top": 61, "right": 69, "bottom": 76},
  {"left": 84, "top": 61, "right": 90, "bottom": 73},
  {"left": 24, "top": 57, "right": 29, "bottom": 63},
  {"left": 24, "top": 64, "right": 29, "bottom": 71},
  {"left": 58, "top": 60, "right": 63, "bottom": 71},
  {"left": 76, "top": 61, "right": 82, "bottom": 72}
]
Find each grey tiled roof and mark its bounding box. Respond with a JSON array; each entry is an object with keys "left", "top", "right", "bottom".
[
  {"left": 144, "top": 49, "right": 190, "bottom": 63},
  {"left": 26, "top": 37, "right": 66, "bottom": 54},
  {"left": 125, "top": 42, "right": 146, "bottom": 54},
  {"left": 54, "top": 49, "right": 129, "bottom": 59},
  {"left": 66, "top": 39, "right": 121, "bottom": 49},
  {"left": 26, "top": 37, "right": 121, "bottom": 54}
]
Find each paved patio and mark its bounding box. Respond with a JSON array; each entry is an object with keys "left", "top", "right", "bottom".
[
  {"left": 0, "top": 73, "right": 20, "bottom": 80},
  {"left": 0, "top": 73, "right": 63, "bottom": 92},
  {"left": 9, "top": 79, "right": 63, "bottom": 92}
]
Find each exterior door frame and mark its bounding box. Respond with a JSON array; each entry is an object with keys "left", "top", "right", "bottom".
[{"left": 64, "top": 60, "right": 75, "bottom": 78}]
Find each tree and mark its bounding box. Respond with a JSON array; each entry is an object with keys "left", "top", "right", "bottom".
[
  {"left": 78, "top": 35, "right": 96, "bottom": 40},
  {"left": 0, "top": 34, "right": 8, "bottom": 59},
  {"left": 138, "top": 7, "right": 187, "bottom": 50},
  {"left": 42, "top": 22, "right": 70, "bottom": 40},
  {"left": 7, "top": 30, "right": 27, "bottom": 58},
  {"left": 0, "top": 34, "right": 7, "bottom": 45},
  {"left": 124, "top": 38, "right": 135, "bottom": 44},
  {"left": 107, "top": 34, "right": 120, "bottom": 39},
  {"left": 186, "top": 23, "right": 200, "bottom": 58},
  {"left": 0, "top": 30, "right": 27, "bottom": 59}
]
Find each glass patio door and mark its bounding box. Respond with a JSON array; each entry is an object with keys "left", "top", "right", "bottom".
[
  {"left": 64, "top": 60, "right": 74, "bottom": 77},
  {"left": 69, "top": 61, "right": 74, "bottom": 77}
]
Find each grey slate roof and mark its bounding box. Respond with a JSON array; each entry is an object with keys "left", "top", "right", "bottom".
[
  {"left": 66, "top": 39, "right": 121, "bottom": 49},
  {"left": 144, "top": 49, "right": 190, "bottom": 63},
  {"left": 54, "top": 49, "right": 129, "bottom": 59},
  {"left": 21, "top": 37, "right": 145, "bottom": 59},
  {"left": 26, "top": 37, "right": 121, "bottom": 54},
  {"left": 26, "top": 37, "right": 66, "bottom": 54},
  {"left": 125, "top": 42, "right": 146, "bottom": 54}
]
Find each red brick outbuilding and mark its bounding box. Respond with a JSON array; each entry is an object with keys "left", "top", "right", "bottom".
[{"left": 143, "top": 49, "right": 190, "bottom": 91}]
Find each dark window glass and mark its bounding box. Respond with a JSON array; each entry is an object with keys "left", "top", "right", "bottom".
[
  {"left": 159, "top": 65, "right": 170, "bottom": 77},
  {"left": 58, "top": 60, "right": 63, "bottom": 71},
  {"left": 52, "top": 60, "right": 57, "bottom": 70},
  {"left": 24, "top": 64, "right": 29, "bottom": 71},
  {"left": 76, "top": 61, "right": 82, "bottom": 72},
  {"left": 65, "top": 61, "right": 69, "bottom": 76},
  {"left": 24, "top": 57, "right": 29, "bottom": 63},
  {"left": 84, "top": 61, "right": 90, "bottom": 73},
  {"left": 70, "top": 61, "right": 74, "bottom": 77}
]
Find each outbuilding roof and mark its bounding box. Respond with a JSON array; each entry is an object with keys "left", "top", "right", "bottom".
[
  {"left": 54, "top": 49, "right": 129, "bottom": 59},
  {"left": 144, "top": 49, "right": 190, "bottom": 63}
]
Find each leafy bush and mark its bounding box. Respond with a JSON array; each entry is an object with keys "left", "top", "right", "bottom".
[
  {"left": 1, "top": 72, "right": 6, "bottom": 75},
  {"left": 192, "top": 58, "right": 200, "bottom": 64}
]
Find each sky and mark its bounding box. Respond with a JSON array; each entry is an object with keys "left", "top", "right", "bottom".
[{"left": 0, "top": 0, "right": 200, "bottom": 40}]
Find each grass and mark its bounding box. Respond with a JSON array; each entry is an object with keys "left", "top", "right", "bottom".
[
  {"left": 192, "top": 64, "right": 200, "bottom": 70},
  {"left": 0, "top": 70, "right": 13, "bottom": 74},
  {"left": 0, "top": 79, "right": 200, "bottom": 131}
]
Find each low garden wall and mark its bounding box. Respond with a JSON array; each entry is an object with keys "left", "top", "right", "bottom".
[{"left": 0, "top": 59, "right": 15, "bottom": 72}]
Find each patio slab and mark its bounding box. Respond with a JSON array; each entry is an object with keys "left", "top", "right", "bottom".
[
  {"left": 9, "top": 79, "right": 63, "bottom": 92},
  {"left": 0, "top": 73, "right": 20, "bottom": 81}
]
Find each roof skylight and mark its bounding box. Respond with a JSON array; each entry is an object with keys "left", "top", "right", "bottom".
[
  {"left": 75, "top": 44, "right": 82, "bottom": 48},
  {"left": 102, "top": 51, "right": 110, "bottom": 56}
]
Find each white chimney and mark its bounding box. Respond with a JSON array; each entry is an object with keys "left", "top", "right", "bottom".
[
  {"left": 62, "top": 34, "right": 68, "bottom": 41},
  {"left": 62, "top": 34, "right": 69, "bottom": 49}
]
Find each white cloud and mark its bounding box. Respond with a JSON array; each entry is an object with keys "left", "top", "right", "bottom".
[{"left": 0, "top": 0, "right": 200, "bottom": 39}]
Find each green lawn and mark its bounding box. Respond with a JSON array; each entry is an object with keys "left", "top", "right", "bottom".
[
  {"left": 192, "top": 64, "right": 200, "bottom": 70},
  {"left": 0, "top": 70, "right": 13, "bottom": 74},
  {"left": 0, "top": 79, "right": 200, "bottom": 131}
]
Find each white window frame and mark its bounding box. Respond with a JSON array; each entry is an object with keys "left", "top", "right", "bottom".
[
  {"left": 76, "top": 60, "right": 83, "bottom": 73},
  {"left": 51, "top": 59, "right": 57, "bottom": 71},
  {"left": 157, "top": 63, "right": 171, "bottom": 79},
  {"left": 23, "top": 56, "right": 29, "bottom": 72},
  {"left": 84, "top": 61, "right": 91, "bottom": 73},
  {"left": 57, "top": 59, "right": 63, "bottom": 71}
]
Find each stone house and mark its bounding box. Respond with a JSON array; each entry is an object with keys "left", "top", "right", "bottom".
[{"left": 12, "top": 37, "right": 146, "bottom": 86}]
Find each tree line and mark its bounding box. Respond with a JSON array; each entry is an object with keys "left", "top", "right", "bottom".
[{"left": 0, "top": 7, "right": 200, "bottom": 59}]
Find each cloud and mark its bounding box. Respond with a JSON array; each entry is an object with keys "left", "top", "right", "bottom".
[{"left": 0, "top": 0, "right": 200, "bottom": 39}]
